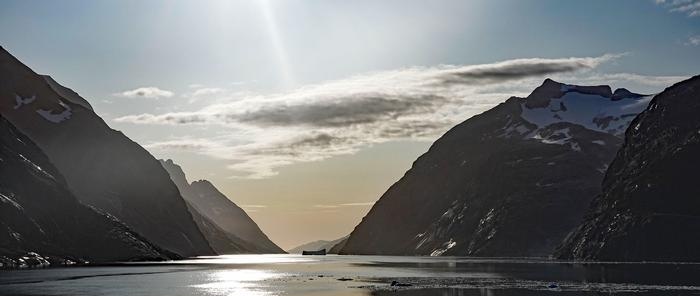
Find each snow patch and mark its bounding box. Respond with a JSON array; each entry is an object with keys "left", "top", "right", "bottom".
[
  {"left": 530, "top": 128, "right": 582, "bottom": 152},
  {"left": 415, "top": 232, "right": 430, "bottom": 250},
  {"left": 13, "top": 94, "right": 36, "bottom": 109},
  {"left": 592, "top": 140, "right": 606, "bottom": 146},
  {"left": 531, "top": 128, "right": 571, "bottom": 145},
  {"left": 36, "top": 100, "right": 72, "bottom": 123},
  {"left": 9, "top": 228, "right": 22, "bottom": 241},
  {"left": 521, "top": 92, "right": 652, "bottom": 136},
  {"left": 430, "top": 239, "right": 457, "bottom": 256},
  {"left": 17, "top": 154, "right": 54, "bottom": 179},
  {"left": 0, "top": 193, "right": 23, "bottom": 210}
]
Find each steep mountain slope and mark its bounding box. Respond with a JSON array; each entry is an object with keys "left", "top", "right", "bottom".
[
  {"left": 558, "top": 75, "right": 700, "bottom": 262},
  {"left": 340, "top": 79, "right": 650, "bottom": 256},
  {"left": 0, "top": 116, "right": 173, "bottom": 264},
  {"left": 184, "top": 201, "right": 259, "bottom": 254},
  {"left": 288, "top": 236, "right": 348, "bottom": 254},
  {"left": 328, "top": 237, "right": 348, "bottom": 254},
  {"left": 160, "top": 159, "right": 284, "bottom": 254},
  {"left": 0, "top": 46, "right": 213, "bottom": 257}
]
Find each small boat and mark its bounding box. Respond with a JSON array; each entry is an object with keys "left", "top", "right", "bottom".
[{"left": 302, "top": 248, "right": 326, "bottom": 255}]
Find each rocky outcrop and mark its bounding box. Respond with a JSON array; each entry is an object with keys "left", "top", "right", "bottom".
[
  {"left": 557, "top": 75, "right": 700, "bottom": 262},
  {"left": 0, "top": 116, "right": 174, "bottom": 264},
  {"left": 340, "top": 79, "right": 649, "bottom": 256},
  {"left": 0, "top": 46, "right": 213, "bottom": 257},
  {"left": 160, "top": 159, "right": 284, "bottom": 254}
]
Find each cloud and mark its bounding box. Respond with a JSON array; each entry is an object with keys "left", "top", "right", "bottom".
[
  {"left": 115, "top": 54, "right": 687, "bottom": 179},
  {"left": 240, "top": 204, "right": 268, "bottom": 213},
  {"left": 117, "top": 87, "right": 174, "bottom": 99},
  {"left": 436, "top": 54, "right": 623, "bottom": 84},
  {"left": 116, "top": 55, "right": 618, "bottom": 126},
  {"left": 192, "top": 87, "right": 225, "bottom": 97},
  {"left": 182, "top": 86, "right": 238, "bottom": 103},
  {"left": 655, "top": 0, "right": 700, "bottom": 17},
  {"left": 339, "top": 202, "right": 376, "bottom": 206},
  {"left": 144, "top": 138, "right": 222, "bottom": 151},
  {"left": 568, "top": 73, "right": 689, "bottom": 90},
  {"left": 313, "top": 202, "right": 375, "bottom": 209},
  {"left": 687, "top": 35, "right": 700, "bottom": 46},
  {"left": 241, "top": 205, "right": 268, "bottom": 208},
  {"left": 313, "top": 205, "right": 341, "bottom": 209}
]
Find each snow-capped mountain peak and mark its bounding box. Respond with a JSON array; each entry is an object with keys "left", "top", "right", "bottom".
[{"left": 520, "top": 79, "right": 651, "bottom": 136}]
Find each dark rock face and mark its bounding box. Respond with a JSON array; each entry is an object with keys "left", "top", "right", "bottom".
[
  {"left": 160, "top": 159, "right": 285, "bottom": 254},
  {"left": 327, "top": 237, "right": 348, "bottom": 254},
  {"left": 340, "top": 79, "right": 649, "bottom": 256},
  {"left": 0, "top": 46, "right": 213, "bottom": 257},
  {"left": 0, "top": 116, "right": 173, "bottom": 263},
  {"left": 558, "top": 75, "right": 700, "bottom": 262}
]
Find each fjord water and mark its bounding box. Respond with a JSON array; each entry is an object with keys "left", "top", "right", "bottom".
[{"left": 1, "top": 255, "right": 700, "bottom": 296}]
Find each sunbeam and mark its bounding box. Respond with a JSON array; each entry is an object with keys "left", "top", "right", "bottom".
[{"left": 258, "top": 0, "right": 295, "bottom": 89}]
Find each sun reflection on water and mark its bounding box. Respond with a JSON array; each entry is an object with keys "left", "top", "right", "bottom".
[
  {"left": 193, "top": 269, "right": 280, "bottom": 296},
  {"left": 184, "top": 254, "right": 317, "bottom": 265}
]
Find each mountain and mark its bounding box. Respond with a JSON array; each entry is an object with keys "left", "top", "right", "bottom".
[
  {"left": 328, "top": 237, "right": 348, "bottom": 254},
  {"left": 339, "top": 79, "right": 650, "bottom": 256},
  {"left": 0, "top": 46, "right": 213, "bottom": 257},
  {"left": 0, "top": 115, "right": 174, "bottom": 266},
  {"left": 184, "top": 201, "right": 258, "bottom": 254},
  {"left": 160, "top": 159, "right": 284, "bottom": 254},
  {"left": 288, "top": 236, "right": 348, "bottom": 254},
  {"left": 557, "top": 75, "right": 700, "bottom": 262}
]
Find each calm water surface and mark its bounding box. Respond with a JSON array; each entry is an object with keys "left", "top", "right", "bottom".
[{"left": 1, "top": 255, "right": 700, "bottom": 295}]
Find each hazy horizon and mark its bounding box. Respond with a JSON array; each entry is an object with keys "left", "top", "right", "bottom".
[{"left": 2, "top": 0, "right": 698, "bottom": 249}]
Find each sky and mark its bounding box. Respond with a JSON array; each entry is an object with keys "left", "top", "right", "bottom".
[{"left": 1, "top": 0, "right": 698, "bottom": 249}]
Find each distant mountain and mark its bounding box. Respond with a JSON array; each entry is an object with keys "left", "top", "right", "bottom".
[
  {"left": 0, "top": 46, "right": 213, "bottom": 257},
  {"left": 558, "top": 75, "right": 700, "bottom": 262},
  {"left": 0, "top": 115, "right": 173, "bottom": 265},
  {"left": 340, "top": 79, "right": 650, "bottom": 256},
  {"left": 160, "top": 159, "right": 285, "bottom": 254},
  {"left": 184, "top": 201, "right": 258, "bottom": 254},
  {"left": 288, "top": 236, "right": 348, "bottom": 254}
]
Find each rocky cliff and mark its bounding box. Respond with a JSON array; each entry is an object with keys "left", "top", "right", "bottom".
[{"left": 558, "top": 75, "right": 700, "bottom": 262}]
